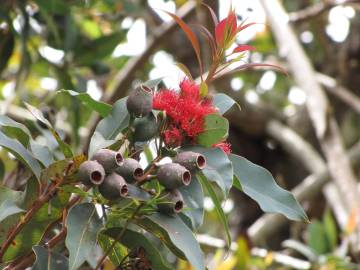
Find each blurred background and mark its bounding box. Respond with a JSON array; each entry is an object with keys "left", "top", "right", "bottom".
[{"left": 1, "top": 0, "right": 360, "bottom": 269}]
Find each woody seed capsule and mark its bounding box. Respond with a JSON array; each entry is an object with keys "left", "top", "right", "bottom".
[
  {"left": 91, "top": 148, "right": 123, "bottom": 173},
  {"left": 116, "top": 158, "right": 144, "bottom": 183},
  {"left": 78, "top": 160, "right": 105, "bottom": 186},
  {"left": 126, "top": 85, "right": 153, "bottom": 117},
  {"left": 157, "top": 163, "right": 191, "bottom": 190},
  {"left": 172, "top": 151, "right": 206, "bottom": 171},
  {"left": 133, "top": 114, "right": 158, "bottom": 142},
  {"left": 99, "top": 172, "right": 128, "bottom": 200},
  {"left": 157, "top": 189, "right": 184, "bottom": 214}
]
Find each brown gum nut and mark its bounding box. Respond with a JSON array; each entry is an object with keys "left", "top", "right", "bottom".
[
  {"left": 157, "top": 163, "right": 191, "bottom": 190},
  {"left": 91, "top": 149, "right": 123, "bottom": 173},
  {"left": 173, "top": 151, "right": 206, "bottom": 171},
  {"left": 126, "top": 85, "right": 153, "bottom": 117},
  {"left": 98, "top": 172, "right": 128, "bottom": 200},
  {"left": 78, "top": 160, "right": 105, "bottom": 186},
  {"left": 157, "top": 189, "right": 184, "bottom": 214},
  {"left": 116, "top": 158, "right": 144, "bottom": 183}
]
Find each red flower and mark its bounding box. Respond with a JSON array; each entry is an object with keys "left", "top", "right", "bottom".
[
  {"left": 164, "top": 126, "right": 184, "bottom": 147},
  {"left": 153, "top": 79, "right": 217, "bottom": 145},
  {"left": 213, "top": 142, "right": 232, "bottom": 155}
]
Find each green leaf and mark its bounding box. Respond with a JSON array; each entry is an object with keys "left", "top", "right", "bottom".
[
  {"left": 213, "top": 93, "right": 239, "bottom": 115},
  {"left": 229, "top": 154, "right": 308, "bottom": 222},
  {"left": 66, "top": 203, "right": 103, "bottom": 270},
  {"left": 24, "top": 103, "right": 73, "bottom": 158},
  {"left": 323, "top": 209, "right": 337, "bottom": 250},
  {"left": 89, "top": 97, "right": 130, "bottom": 157},
  {"left": 197, "top": 114, "right": 229, "bottom": 147},
  {"left": 59, "top": 90, "right": 112, "bottom": 117},
  {"left": 0, "top": 115, "right": 31, "bottom": 147},
  {"left": 98, "top": 233, "right": 127, "bottom": 267},
  {"left": 137, "top": 213, "right": 205, "bottom": 270},
  {"left": 74, "top": 32, "right": 124, "bottom": 65},
  {"left": 0, "top": 199, "right": 24, "bottom": 223},
  {"left": 3, "top": 178, "right": 68, "bottom": 262},
  {"left": 308, "top": 220, "right": 328, "bottom": 254},
  {"left": 30, "top": 141, "right": 54, "bottom": 167},
  {"left": 186, "top": 146, "right": 233, "bottom": 195},
  {"left": 175, "top": 63, "right": 193, "bottom": 81},
  {"left": 32, "top": 245, "right": 69, "bottom": 270},
  {"left": 199, "top": 81, "right": 208, "bottom": 97},
  {"left": 0, "top": 130, "right": 42, "bottom": 180},
  {"left": 0, "top": 158, "right": 5, "bottom": 181},
  {"left": 104, "top": 227, "right": 173, "bottom": 270},
  {"left": 178, "top": 174, "right": 204, "bottom": 228},
  {"left": 197, "top": 173, "right": 231, "bottom": 247}
]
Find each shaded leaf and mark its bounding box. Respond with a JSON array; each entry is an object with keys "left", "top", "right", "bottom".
[
  {"left": 197, "top": 114, "right": 229, "bottom": 147},
  {"left": 0, "top": 115, "right": 31, "bottom": 147},
  {"left": 178, "top": 176, "right": 204, "bottom": 228},
  {"left": 104, "top": 227, "right": 173, "bottom": 270},
  {"left": 32, "top": 245, "right": 69, "bottom": 270},
  {"left": 59, "top": 90, "right": 112, "bottom": 117},
  {"left": 213, "top": 93, "right": 239, "bottom": 115},
  {"left": 65, "top": 203, "right": 102, "bottom": 270},
  {"left": 137, "top": 213, "right": 205, "bottom": 270},
  {"left": 197, "top": 173, "right": 231, "bottom": 247},
  {"left": 89, "top": 97, "right": 130, "bottom": 157},
  {"left": 30, "top": 141, "right": 54, "bottom": 167},
  {"left": 25, "top": 103, "right": 73, "bottom": 158},
  {"left": 98, "top": 233, "right": 127, "bottom": 267},
  {"left": 230, "top": 154, "right": 308, "bottom": 221},
  {"left": 0, "top": 130, "right": 42, "bottom": 180},
  {"left": 0, "top": 199, "right": 24, "bottom": 223}
]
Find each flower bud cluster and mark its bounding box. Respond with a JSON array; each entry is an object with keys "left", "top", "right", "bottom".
[
  {"left": 156, "top": 151, "right": 206, "bottom": 214},
  {"left": 78, "top": 149, "right": 144, "bottom": 201}
]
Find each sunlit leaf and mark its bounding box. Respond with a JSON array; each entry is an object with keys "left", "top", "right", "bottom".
[{"left": 197, "top": 114, "right": 229, "bottom": 147}]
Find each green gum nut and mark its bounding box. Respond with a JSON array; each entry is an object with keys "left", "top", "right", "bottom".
[
  {"left": 78, "top": 160, "right": 105, "bottom": 186},
  {"left": 133, "top": 114, "right": 158, "bottom": 142},
  {"left": 91, "top": 148, "right": 124, "bottom": 173},
  {"left": 126, "top": 85, "right": 153, "bottom": 117},
  {"left": 157, "top": 163, "right": 191, "bottom": 190},
  {"left": 157, "top": 189, "right": 184, "bottom": 214},
  {"left": 98, "top": 172, "right": 128, "bottom": 200},
  {"left": 116, "top": 158, "right": 144, "bottom": 183},
  {"left": 172, "top": 151, "right": 206, "bottom": 171}
]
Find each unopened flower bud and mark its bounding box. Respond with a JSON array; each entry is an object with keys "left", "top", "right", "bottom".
[
  {"left": 98, "top": 172, "right": 128, "bottom": 200},
  {"left": 116, "top": 158, "right": 144, "bottom": 183},
  {"left": 91, "top": 149, "right": 123, "bottom": 173},
  {"left": 172, "top": 151, "right": 206, "bottom": 171},
  {"left": 157, "top": 163, "right": 191, "bottom": 190},
  {"left": 78, "top": 160, "right": 105, "bottom": 186},
  {"left": 133, "top": 114, "right": 158, "bottom": 142},
  {"left": 157, "top": 189, "right": 184, "bottom": 214},
  {"left": 126, "top": 85, "right": 153, "bottom": 117}
]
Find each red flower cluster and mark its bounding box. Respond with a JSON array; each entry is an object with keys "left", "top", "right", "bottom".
[
  {"left": 153, "top": 79, "right": 216, "bottom": 146},
  {"left": 212, "top": 142, "right": 232, "bottom": 155}
]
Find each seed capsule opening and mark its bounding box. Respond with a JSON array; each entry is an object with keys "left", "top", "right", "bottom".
[
  {"left": 141, "top": 85, "right": 152, "bottom": 93},
  {"left": 115, "top": 153, "right": 124, "bottom": 165},
  {"left": 196, "top": 155, "right": 206, "bottom": 169},
  {"left": 120, "top": 185, "right": 129, "bottom": 196},
  {"left": 174, "top": 201, "right": 183, "bottom": 212},
  {"left": 182, "top": 171, "right": 191, "bottom": 185},
  {"left": 91, "top": 171, "right": 103, "bottom": 183},
  {"left": 134, "top": 168, "right": 144, "bottom": 178}
]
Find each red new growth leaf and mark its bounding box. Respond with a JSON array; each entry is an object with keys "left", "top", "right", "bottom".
[
  {"left": 215, "top": 10, "right": 237, "bottom": 48},
  {"left": 232, "top": 45, "right": 256, "bottom": 54}
]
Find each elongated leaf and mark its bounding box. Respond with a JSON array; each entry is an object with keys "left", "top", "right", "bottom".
[
  {"left": 0, "top": 130, "right": 41, "bottom": 180},
  {"left": 164, "top": 11, "right": 203, "bottom": 73},
  {"left": 197, "top": 114, "right": 229, "bottom": 147},
  {"left": 187, "top": 146, "right": 233, "bottom": 195},
  {"left": 0, "top": 199, "right": 24, "bottom": 223},
  {"left": 3, "top": 178, "right": 69, "bottom": 262},
  {"left": 25, "top": 103, "right": 73, "bottom": 158},
  {"left": 105, "top": 227, "right": 173, "bottom": 270},
  {"left": 0, "top": 115, "right": 31, "bottom": 146},
  {"left": 197, "top": 173, "right": 231, "bottom": 247},
  {"left": 98, "top": 234, "right": 127, "bottom": 267},
  {"left": 32, "top": 245, "right": 69, "bottom": 270},
  {"left": 89, "top": 97, "right": 130, "bottom": 157},
  {"left": 30, "top": 141, "right": 54, "bottom": 167},
  {"left": 66, "top": 203, "right": 102, "bottom": 270},
  {"left": 232, "top": 44, "right": 256, "bottom": 54},
  {"left": 230, "top": 154, "right": 308, "bottom": 221},
  {"left": 59, "top": 90, "right": 112, "bottom": 117},
  {"left": 178, "top": 175, "right": 204, "bottom": 228},
  {"left": 175, "top": 62, "right": 193, "bottom": 81},
  {"left": 137, "top": 213, "right": 205, "bottom": 270},
  {"left": 213, "top": 93, "right": 239, "bottom": 115}
]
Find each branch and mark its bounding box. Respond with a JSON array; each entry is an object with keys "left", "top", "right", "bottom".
[
  {"left": 260, "top": 0, "right": 360, "bottom": 255},
  {"left": 289, "top": 0, "right": 359, "bottom": 22}
]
